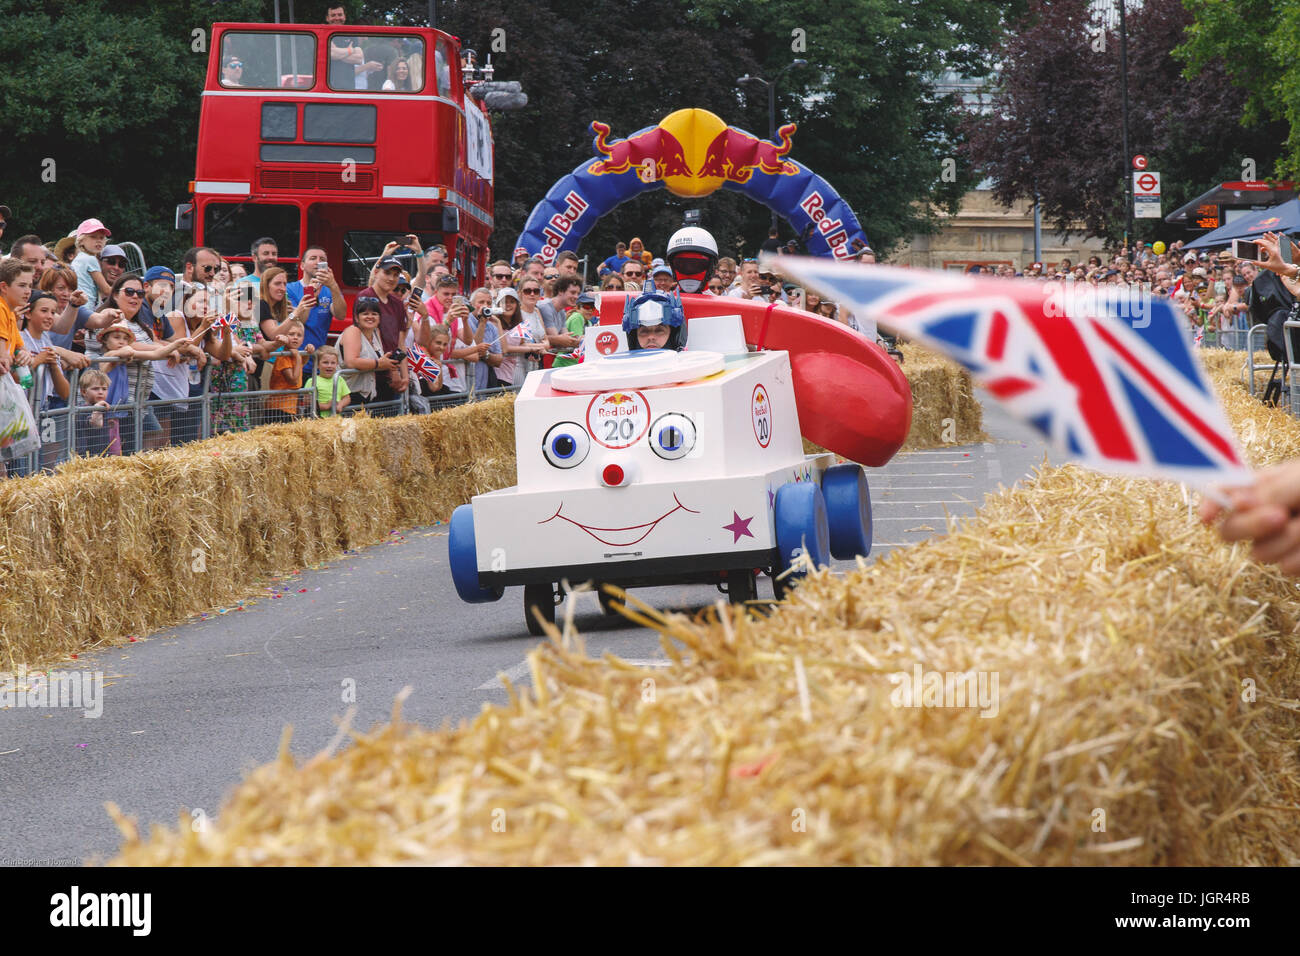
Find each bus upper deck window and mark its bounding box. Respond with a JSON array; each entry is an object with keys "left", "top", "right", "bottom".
[
  {"left": 220, "top": 32, "right": 316, "bottom": 90},
  {"left": 328, "top": 34, "right": 425, "bottom": 93}
]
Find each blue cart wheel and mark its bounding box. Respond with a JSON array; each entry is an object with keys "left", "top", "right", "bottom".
[
  {"left": 773, "top": 481, "right": 830, "bottom": 593},
  {"left": 449, "top": 504, "right": 504, "bottom": 603},
  {"left": 822, "top": 463, "right": 872, "bottom": 559}
]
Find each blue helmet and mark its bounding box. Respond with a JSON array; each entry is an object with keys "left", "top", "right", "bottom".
[{"left": 621, "top": 288, "right": 687, "bottom": 351}]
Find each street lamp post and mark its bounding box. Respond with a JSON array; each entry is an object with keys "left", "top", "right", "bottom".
[
  {"left": 738, "top": 60, "right": 807, "bottom": 235},
  {"left": 1119, "top": 0, "right": 1133, "bottom": 255}
]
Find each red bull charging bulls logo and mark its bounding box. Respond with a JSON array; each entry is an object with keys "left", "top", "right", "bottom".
[{"left": 516, "top": 107, "right": 869, "bottom": 263}]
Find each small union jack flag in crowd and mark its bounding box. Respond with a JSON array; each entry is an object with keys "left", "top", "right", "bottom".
[
  {"left": 404, "top": 344, "right": 442, "bottom": 384},
  {"left": 769, "top": 257, "right": 1251, "bottom": 488}
]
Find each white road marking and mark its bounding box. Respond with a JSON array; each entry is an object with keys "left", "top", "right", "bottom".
[{"left": 984, "top": 443, "right": 1003, "bottom": 481}]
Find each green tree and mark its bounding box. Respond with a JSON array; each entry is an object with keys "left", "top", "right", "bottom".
[
  {"left": 963, "top": 0, "right": 1284, "bottom": 246},
  {"left": 373, "top": 0, "right": 1025, "bottom": 260},
  {"left": 1179, "top": 0, "right": 1300, "bottom": 178}
]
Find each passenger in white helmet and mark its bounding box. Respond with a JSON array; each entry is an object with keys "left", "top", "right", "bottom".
[{"left": 665, "top": 226, "right": 719, "bottom": 294}]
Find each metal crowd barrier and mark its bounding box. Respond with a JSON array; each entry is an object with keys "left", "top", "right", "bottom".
[
  {"left": 1246, "top": 324, "right": 1271, "bottom": 397},
  {"left": 1284, "top": 321, "right": 1300, "bottom": 419},
  {"left": 6, "top": 348, "right": 539, "bottom": 477}
]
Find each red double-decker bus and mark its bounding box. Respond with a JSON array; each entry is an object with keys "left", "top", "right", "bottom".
[{"left": 179, "top": 21, "right": 495, "bottom": 326}]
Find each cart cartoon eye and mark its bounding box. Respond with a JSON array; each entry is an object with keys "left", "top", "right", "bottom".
[
  {"left": 543, "top": 422, "right": 590, "bottom": 468},
  {"left": 650, "top": 413, "right": 696, "bottom": 460}
]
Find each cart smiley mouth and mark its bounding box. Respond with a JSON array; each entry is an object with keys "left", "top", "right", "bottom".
[{"left": 539, "top": 493, "right": 700, "bottom": 547}]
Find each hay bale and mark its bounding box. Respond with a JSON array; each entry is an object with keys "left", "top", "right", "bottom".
[
  {"left": 898, "top": 343, "right": 984, "bottom": 450},
  {"left": 0, "top": 399, "right": 519, "bottom": 668}
]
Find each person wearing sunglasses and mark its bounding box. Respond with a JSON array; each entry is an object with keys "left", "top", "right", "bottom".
[
  {"left": 620, "top": 260, "right": 645, "bottom": 292},
  {"left": 221, "top": 55, "right": 244, "bottom": 87},
  {"left": 99, "top": 244, "right": 130, "bottom": 289},
  {"left": 180, "top": 246, "right": 222, "bottom": 299},
  {"left": 487, "top": 259, "right": 515, "bottom": 292},
  {"left": 515, "top": 280, "right": 549, "bottom": 346}
]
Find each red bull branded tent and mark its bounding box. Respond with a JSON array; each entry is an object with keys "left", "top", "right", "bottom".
[{"left": 515, "top": 108, "right": 869, "bottom": 264}]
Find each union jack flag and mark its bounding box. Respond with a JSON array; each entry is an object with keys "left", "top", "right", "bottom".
[
  {"left": 768, "top": 257, "right": 1251, "bottom": 488},
  {"left": 404, "top": 344, "right": 442, "bottom": 385}
]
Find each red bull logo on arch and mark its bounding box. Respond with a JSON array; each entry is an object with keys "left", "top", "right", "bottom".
[{"left": 516, "top": 108, "right": 869, "bottom": 264}]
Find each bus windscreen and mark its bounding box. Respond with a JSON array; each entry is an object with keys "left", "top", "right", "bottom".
[{"left": 204, "top": 203, "right": 301, "bottom": 262}]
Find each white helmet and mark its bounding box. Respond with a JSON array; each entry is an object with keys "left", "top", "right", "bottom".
[{"left": 665, "top": 226, "right": 718, "bottom": 293}]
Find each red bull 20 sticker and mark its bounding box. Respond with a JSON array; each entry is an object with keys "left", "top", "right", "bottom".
[
  {"left": 587, "top": 390, "right": 650, "bottom": 449},
  {"left": 752, "top": 384, "right": 772, "bottom": 448}
]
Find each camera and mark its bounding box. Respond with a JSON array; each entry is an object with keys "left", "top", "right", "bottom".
[{"left": 387, "top": 349, "right": 406, "bottom": 361}]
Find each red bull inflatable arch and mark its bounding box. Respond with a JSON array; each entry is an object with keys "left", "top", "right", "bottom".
[{"left": 514, "top": 108, "right": 870, "bottom": 265}]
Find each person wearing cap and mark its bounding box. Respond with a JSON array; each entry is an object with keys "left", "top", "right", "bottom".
[
  {"left": 495, "top": 287, "right": 545, "bottom": 383},
  {"left": 856, "top": 247, "right": 877, "bottom": 264},
  {"left": 99, "top": 244, "right": 129, "bottom": 289},
  {"left": 551, "top": 291, "right": 599, "bottom": 368},
  {"left": 221, "top": 54, "right": 244, "bottom": 87},
  {"left": 366, "top": 235, "right": 427, "bottom": 291},
  {"left": 139, "top": 264, "right": 205, "bottom": 445},
  {"left": 358, "top": 255, "right": 411, "bottom": 399},
  {"left": 651, "top": 264, "right": 676, "bottom": 293},
  {"left": 70, "top": 218, "right": 112, "bottom": 307}
]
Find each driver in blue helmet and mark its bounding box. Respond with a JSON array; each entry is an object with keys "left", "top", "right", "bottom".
[{"left": 622, "top": 286, "right": 687, "bottom": 351}]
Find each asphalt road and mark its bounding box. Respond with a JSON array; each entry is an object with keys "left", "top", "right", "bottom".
[{"left": 0, "top": 392, "right": 1051, "bottom": 865}]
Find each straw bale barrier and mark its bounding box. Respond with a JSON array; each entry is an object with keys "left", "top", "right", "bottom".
[
  {"left": 0, "top": 399, "right": 517, "bottom": 667},
  {"left": 897, "top": 342, "right": 984, "bottom": 450},
  {"left": 4, "top": 354, "right": 972, "bottom": 668},
  {"left": 109, "top": 358, "right": 1300, "bottom": 866}
]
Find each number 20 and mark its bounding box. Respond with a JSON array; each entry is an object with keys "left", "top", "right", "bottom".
[{"left": 604, "top": 419, "right": 634, "bottom": 442}]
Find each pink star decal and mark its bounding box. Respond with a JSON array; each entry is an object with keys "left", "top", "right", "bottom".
[{"left": 723, "top": 511, "right": 754, "bottom": 543}]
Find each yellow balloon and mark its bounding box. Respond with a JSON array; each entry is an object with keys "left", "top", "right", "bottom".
[{"left": 1152, "top": 241, "right": 1166, "bottom": 254}]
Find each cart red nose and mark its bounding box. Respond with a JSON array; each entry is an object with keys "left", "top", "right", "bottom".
[{"left": 601, "top": 461, "right": 635, "bottom": 487}]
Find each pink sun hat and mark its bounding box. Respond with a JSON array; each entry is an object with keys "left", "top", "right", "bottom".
[{"left": 75, "top": 218, "right": 112, "bottom": 237}]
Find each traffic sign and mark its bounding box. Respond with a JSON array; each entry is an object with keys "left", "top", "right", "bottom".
[
  {"left": 1133, "top": 155, "right": 1148, "bottom": 171},
  {"left": 1133, "top": 171, "right": 1161, "bottom": 196}
]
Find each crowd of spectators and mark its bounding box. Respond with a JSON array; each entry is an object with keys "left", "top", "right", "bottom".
[
  {"left": 969, "top": 240, "right": 1268, "bottom": 345},
  {"left": 1, "top": 194, "right": 1288, "bottom": 479}
]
